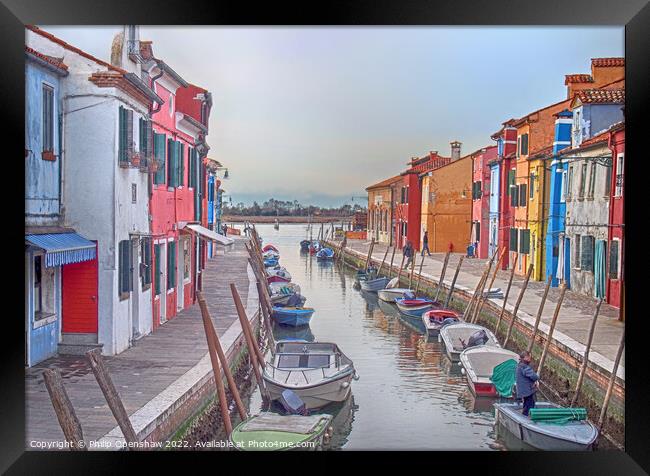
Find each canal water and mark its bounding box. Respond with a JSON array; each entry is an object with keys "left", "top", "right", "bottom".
[{"left": 246, "top": 223, "right": 508, "bottom": 450}]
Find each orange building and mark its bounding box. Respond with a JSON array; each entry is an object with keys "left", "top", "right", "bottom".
[
  {"left": 564, "top": 57, "right": 625, "bottom": 99},
  {"left": 420, "top": 153, "right": 473, "bottom": 253},
  {"left": 366, "top": 175, "right": 401, "bottom": 244}
]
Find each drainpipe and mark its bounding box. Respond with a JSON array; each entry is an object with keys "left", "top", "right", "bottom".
[
  {"left": 58, "top": 108, "right": 63, "bottom": 221},
  {"left": 149, "top": 59, "right": 165, "bottom": 114}
]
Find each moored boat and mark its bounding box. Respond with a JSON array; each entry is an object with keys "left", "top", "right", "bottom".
[
  {"left": 263, "top": 341, "right": 358, "bottom": 410},
  {"left": 459, "top": 345, "right": 519, "bottom": 397},
  {"left": 272, "top": 306, "right": 315, "bottom": 327},
  {"left": 395, "top": 296, "right": 436, "bottom": 319},
  {"left": 263, "top": 249, "right": 280, "bottom": 260},
  {"left": 494, "top": 402, "right": 598, "bottom": 451},
  {"left": 439, "top": 323, "right": 500, "bottom": 362},
  {"left": 229, "top": 412, "right": 333, "bottom": 451},
  {"left": 262, "top": 244, "right": 279, "bottom": 253},
  {"left": 316, "top": 247, "right": 335, "bottom": 260},
  {"left": 377, "top": 287, "right": 413, "bottom": 303},
  {"left": 264, "top": 257, "right": 279, "bottom": 267},
  {"left": 421, "top": 309, "right": 462, "bottom": 336}
]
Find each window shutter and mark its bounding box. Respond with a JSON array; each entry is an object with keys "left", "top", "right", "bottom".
[
  {"left": 167, "top": 138, "right": 174, "bottom": 186},
  {"left": 154, "top": 133, "right": 166, "bottom": 184},
  {"left": 519, "top": 184, "right": 527, "bottom": 205},
  {"left": 522, "top": 134, "right": 528, "bottom": 156},
  {"left": 118, "top": 106, "right": 127, "bottom": 163},
  {"left": 581, "top": 236, "right": 594, "bottom": 271},
  {"left": 146, "top": 120, "right": 153, "bottom": 161},
  {"left": 519, "top": 229, "right": 530, "bottom": 254},
  {"left": 154, "top": 243, "right": 161, "bottom": 295},
  {"left": 189, "top": 148, "right": 195, "bottom": 188},
  {"left": 512, "top": 185, "right": 519, "bottom": 207},
  {"left": 144, "top": 238, "right": 152, "bottom": 285},
  {"left": 609, "top": 241, "right": 619, "bottom": 279},
  {"left": 179, "top": 142, "right": 185, "bottom": 187}
]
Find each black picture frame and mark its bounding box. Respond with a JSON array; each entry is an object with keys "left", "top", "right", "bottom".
[{"left": 3, "top": 0, "right": 648, "bottom": 473}]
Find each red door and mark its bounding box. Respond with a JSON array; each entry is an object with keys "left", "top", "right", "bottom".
[{"left": 62, "top": 252, "right": 98, "bottom": 333}]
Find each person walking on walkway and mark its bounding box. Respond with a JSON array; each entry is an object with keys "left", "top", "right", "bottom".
[
  {"left": 516, "top": 350, "right": 540, "bottom": 417},
  {"left": 421, "top": 231, "right": 431, "bottom": 257},
  {"left": 403, "top": 241, "right": 414, "bottom": 269},
  {"left": 222, "top": 223, "right": 228, "bottom": 236}
]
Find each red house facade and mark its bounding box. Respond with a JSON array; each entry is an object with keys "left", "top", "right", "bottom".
[
  {"left": 490, "top": 121, "right": 518, "bottom": 269},
  {"left": 142, "top": 42, "right": 212, "bottom": 329},
  {"left": 393, "top": 150, "right": 453, "bottom": 250},
  {"left": 471, "top": 146, "right": 498, "bottom": 258},
  {"left": 607, "top": 123, "right": 624, "bottom": 311}
]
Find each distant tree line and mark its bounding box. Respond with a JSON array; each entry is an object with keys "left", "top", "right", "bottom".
[{"left": 223, "top": 198, "right": 367, "bottom": 216}]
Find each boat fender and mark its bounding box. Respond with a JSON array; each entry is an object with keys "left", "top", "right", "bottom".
[
  {"left": 341, "top": 381, "right": 350, "bottom": 389},
  {"left": 353, "top": 372, "right": 360, "bottom": 381},
  {"left": 437, "top": 335, "right": 442, "bottom": 343},
  {"left": 460, "top": 368, "right": 466, "bottom": 375}
]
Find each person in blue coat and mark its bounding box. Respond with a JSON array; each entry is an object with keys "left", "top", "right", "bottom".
[{"left": 516, "top": 350, "right": 540, "bottom": 416}]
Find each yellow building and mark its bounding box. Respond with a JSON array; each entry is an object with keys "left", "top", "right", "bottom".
[{"left": 366, "top": 175, "right": 401, "bottom": 245}]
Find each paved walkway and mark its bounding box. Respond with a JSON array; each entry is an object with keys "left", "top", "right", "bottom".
[
  {"left": 25, "top": 238, "right": 257, "bottom": 449},
  {"left": 338, "top": 239, "right": 624, "bottom": 378}
]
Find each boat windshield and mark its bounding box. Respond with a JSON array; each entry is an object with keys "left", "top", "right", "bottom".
[{"left": 277, "top": 354, "right": 331, "bottom": 369}]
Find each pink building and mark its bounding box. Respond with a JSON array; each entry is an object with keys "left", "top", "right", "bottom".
[{"left": 470, "top": 146, "right": 497, "bottom": 258}]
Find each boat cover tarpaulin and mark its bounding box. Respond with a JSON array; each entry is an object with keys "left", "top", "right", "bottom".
[
  {"left": 529, "top": 407, "right": 587, "bottom": 424},
  {"left": 184, "top": 223, "right": 234, "bottom": 245},
  {"left": 240, "top": 413, "right": 324, "bottom": 434},
  {"left": 490, "top": 358, "right": 517, "bottom": 397},
  {"left": 26, "top": 232, "right": 96, "bottom": 267}
]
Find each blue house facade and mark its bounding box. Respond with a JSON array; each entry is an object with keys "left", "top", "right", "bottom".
[
  {"left": 25, "top": 47, "right": 96, "bottom": 367},
  {"left": 545, "top": 110, "right": 573, "bottom": 287}
]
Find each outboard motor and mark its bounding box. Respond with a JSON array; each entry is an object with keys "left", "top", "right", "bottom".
[
  {"left": 440, "top": 317, "right": 457, "bottom": 328},
  {"left": 465, "top": 329, "right": 489, "bottom": 348},
  {"left": 279, "top": 389, "right": 309, "bottom": 416},
  {"left": 285, "top": 293, "right": 305, "bottom": 307}
]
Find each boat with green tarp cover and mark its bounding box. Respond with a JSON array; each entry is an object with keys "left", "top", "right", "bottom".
[
  {"left": 229, "top": 412, "right": 333, "bottom": 451},
  {"left": 494, "top": 402, "right": 598, "bottom": 451}
]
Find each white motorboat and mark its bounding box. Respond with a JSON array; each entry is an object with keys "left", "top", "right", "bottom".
[
  {"left": 263, "top": 341, "right": 358, "bottom": 410},
  {"left": 439, "top": 323, "right": 500, "bottom": 362},
  {"left": 459, "top": 345, "right": 519, "bottom": 397}
]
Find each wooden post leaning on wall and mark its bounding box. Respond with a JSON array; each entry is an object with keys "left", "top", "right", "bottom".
[
  {"left": 434, "top": 251, "right": 451, "bottom": 302},
  {"left": 365, "top": 238, "right": 376, "bottom": 270},
  {"left": 504, "top": 263, "right": 534, "bottom": 347},
  {"left": 197, "top": 291, "right": 246, "bottom": 425},
  {"left": 42, "top": 369, "right": 87, "bottom": 451},
  {"left": 85, "top": 349, "right": 139, "bottom": 448},
  {"left": 388, "top": 246, "right": 397, "bottom": 278},
  {"left": 495, "top": 253, "right": 518, "bottom": 338},
  {"left": 443, "top": 256, "right": 464, "bottom": 309},
  {"left": 598, "top": 329, "right": 625, "bottom": 431},
  {"left": 230, "top": 283, "right": 266, "bottom": 380},
  {"left": 536, "top": 283, "right": 567, "bottom": 377},
  {"left": 396, "top": 254, "right": 406, "bottom": 286},
  {"left": 472, "top": 247, "right": 505, "bottom": 324},
  {"left": 464, "top": 262, "right": 490, "bottom": 322},
  {"left": 414, "top": 254, "right": 426, "bottom": 295},
  {"left": 408, "top": 254, "right": 416, "bottom": 289},
  {"left": 377, "top": 246, "right": 390, "bottom": 276},
  {"left": 527, "top": 275, "right": 553, "bottom": 354},
  {"left": 571, "top": 299, "right": 603, "bottom": 407}
]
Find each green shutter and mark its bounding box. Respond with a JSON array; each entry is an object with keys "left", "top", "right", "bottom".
[
  {"left": 154, "top": 243, "right": 161, "bottom": 295},
  {"left": 189, "top": 148, "right": 195, "bottom": 188},
  {"left": 179, "top": 143, "right": 185, "bottom": 187},
  {"left": 167, "top": 138, "right": 174, "bottom": 186},
  {"left": 154, "top": 133, "right": 166, "bottom": 184},
  {"left": 167, "top": 241, "right": 176, "bottom": 290},
  {"left": 118, "top": 107, "right": 127, "bottom": 163}
]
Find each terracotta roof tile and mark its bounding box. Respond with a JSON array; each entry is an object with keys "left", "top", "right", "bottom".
[
  {"left": 527, "top": 145, "right": 553, "bottom": 159},
  {"left": 366, "top": 175, "right": 403, "bottom": 190},
  {"left": 573, "top": 88, "right": 625, "bottom": 104},
  {"left": 565, "top": 74, "right": 594, "bottom": 85},
  {"left": 559, "top": 129, "right": 613, "bottom": 155},
  {"left": 26, "top": 25, "right": 127, "bottom": 74},
  {"left": 25, "top": 46, "right": 68, "bottom": 71},
  {"left": 591, "top": 57, "right": 625, "bottom": 67}
]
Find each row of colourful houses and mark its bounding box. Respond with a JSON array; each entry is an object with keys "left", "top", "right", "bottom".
[
  {"left": 366, "top": 57, "right": 625, "bottom": 310},
  {"left": 25, "top": 25, "right": 232, "bottom": 367}
]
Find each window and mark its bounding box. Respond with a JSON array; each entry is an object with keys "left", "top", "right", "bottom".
[
  {"left": 168, "top": 94, "right": 174, "bottom": 116},
  {"left": 183, "top": 237, "right": 191, "bottom": 280},
  {"left": 140, "top": 238, "right": 152, "bottom": 288},
  {"left": 188, "top": 148, "right": 196, "bottom": 188},
  {"left": 167, "top": 241, "right": 176, "bottom": 290},
  {"left": 574, "top": 234, "right": 581, "bottom": 269},
  {"left": 153, "top": 133, "right": 166, "bottom": 184},
  {"left": 118, "top": 106, "right": 134, "bottom": 164},
  {"left": 118, "top": 240, "right": 133, "bottom": 297},
  {"left": 511, "top": 184, "right": 519, "bottom": 207},
  {"left": 167, "top": 139, "right": 183, "bottom": 187},
  {"left": 42, "top": 84, "right": 54, "bottom": 152},
  {"left": 179, "top": 143, "right": 185, "bottom": 187},
  {"left": 519, "top": 184, "right": 527, "bottom": 206},
  {"left": 405, "top": 186, "right": 409, "bottom": 204},
  {"left": 567, "top": 166, "right": 574, "bottom": 200},
  {"left": 604, "top": 160, "right": 612, "bottom": 197},
  {"left": 560, "top": 169, "right": 567, "bottom": 202},
  {"left": 472, "top": 181, "right": 482, "bottom": 200},
  {"left": 520, "top": 134, "right": 529, "bottom": 156},
  {"left": 587, "top": 162, "right": 597, "bottom": 199},
  {"left": 519, "top": 229, "right": 531, "bottom": 254},
  {"left": 34, "top": 255, "right": 42, "bottom": 314},
  {"left": 154, "top": 243, "right": 161, "bottom": 295},
  {"left": 529, "top": 173, "right": 535, "bottom": 199},
  {"left": 517, "top": 137, "right": 521, "bottom": 157},
  {"left": 131, "top": 183, "right": 137, "bottom": 204},
  {"left": 615, "top": 153, "right": 624, "bottom": 197},
  {"left": 510, "top": 228, "right": 518, "bottom": 251},
  {"left": 609, "top": 240, "right": 620, "bottom": 279},
  {"left": 581, "top": 235, "right": 595, "bottom": 272},
  {"left": 507, "top": 169, "right": 516, "bottom": 196},
  {"left": 579, "top": 162, "right": 588, "bottom": 198},
  {"left": 139, "top": 118, "right": 152, "bottom": 161}
]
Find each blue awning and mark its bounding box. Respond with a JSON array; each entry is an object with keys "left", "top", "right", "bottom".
[{"left": 25, "top": 233, "right": 96, "bottom": 267}]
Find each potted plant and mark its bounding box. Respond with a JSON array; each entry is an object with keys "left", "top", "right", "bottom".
[{"left": 130, "top": 152, "right": 141, "bottom": 167}]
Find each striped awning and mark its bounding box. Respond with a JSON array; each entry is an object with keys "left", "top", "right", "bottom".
[
  {"left": 25, "top": 232, "right": 96, "bottom": 267},
  {"left": 183, "top": 223, "right": 234, "bottom": 245}
]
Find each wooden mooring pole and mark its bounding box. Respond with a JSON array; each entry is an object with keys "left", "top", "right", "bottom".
[
  {"left": 408, "top": 255, "right": 416, "bottom": 289},
  {"left": 196, "top": 293, "right": 240, "bottom": 432},
  {"left": 527, "top": 275, "right": 553, "bottom": 354},
  {"left": 472, "top": 247, "right": 505, "bottom": 324},
  {"left": 414, "top": 254, "right": 426, "bottom": 294},
  {"left": 536, "top": 283, "right": 567, "bottom": 376},
  {"left": 434, "top": 252, "right": 451, "bottom": 302},
  {"left": 443, "top": 256, "right": 464, "bottom": 309},
  {"left": 495, "top": 253, "right": 518, "bottom": 338},
  {"left": 465, "top": 262, "right": 490, "bottom": 321},
  {"left": 42, "top": 369, "right": 87, "bottom": 451},
  {"left": 504, "top": 264, "right": 534, "bottom": 347},
  {"left": 388, "top": 246, "right": 396, "bottom": 278},
  {"left": 377, "top": 246, "right": 390, "bottom": 276},
  {"left": 86, "top": 348, "right": 139, "bottom": 448},
  {"left": 396, "top": 254, "right": 405, "bottom": 286},
  {"left": 571, "top": 299, "right": 603, "bottom": 407},
  {"left": 365, "top": 238, "right": 376, "bottom": 270},
  {"left": 598, "top": 329, "right": 625, "bottom": 431}
]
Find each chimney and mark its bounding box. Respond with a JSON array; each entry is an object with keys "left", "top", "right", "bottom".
[{"left": 450, "top": 141, "right": 462, "bottom": 161}]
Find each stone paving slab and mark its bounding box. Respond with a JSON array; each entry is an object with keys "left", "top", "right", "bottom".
[
  {"left": 25, "top": 238, "right": 257, "bottom": 449},
  {"left": 338, "top": 239, "right": 625, "bottom": 375}
]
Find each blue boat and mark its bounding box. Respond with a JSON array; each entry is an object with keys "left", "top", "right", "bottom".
[
  {"left": 264, "top": 257, "right": 279, "bottom": 267},
  {"left": 316, "top": 247, "right": 334, "bottom": 260},
  {"left": 272, "top": 306, "right": 315, "bottom": 327},
  {"left": 395, "top": 297, "right": 436, "bottom": 319}
]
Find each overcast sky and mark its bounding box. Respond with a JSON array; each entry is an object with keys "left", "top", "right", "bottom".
[{"left": 40, "top": 26, "right": 623, "bottom": 207}]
